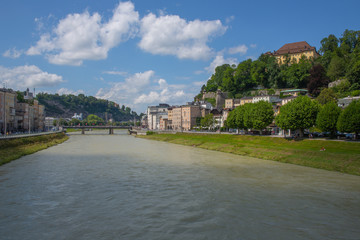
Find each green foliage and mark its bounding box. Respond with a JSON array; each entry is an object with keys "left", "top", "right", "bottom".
[
  {"left": 226, "top": 102, "right": 273, "bottom": 131},
  {"left": 316, "top": 102, "right": 341, "bottom": 137},
  {"left": 327, "top": 56, "right": 346, "bottom": 81},
  {"left": 276, "top": 96, "right": 319, "bottom": 136},
  {"left": 225, "top": 110, "right": 236, "bottom": 129},
  {"left": 146, "top": 131, "right": 157, "bottom": 135},
  {"left": 337, "top": 100, "right": 360, "bottom": 135},
  {"left": 316, "top": 88, "right": 337, "bottom": 105},
  {"left": 346, "top": 60, "right": 360, "bottom": 85},
  {"left": 247, "top": 101, "right": 274, "bottom": 131},
  {"left": 201, "top": 113, "right": 215, "bottom": 129},
  {"left": 16, "top": 91, "right": 25, "bottom": 103},
  {"left": 85, "top": 114, "right": 104, "bottom": 125},
  {"left": 205, "top": 98, "right": 216, "bottom": 107},
  {"left": 36, "top": 92, "right": 137, "bottom": 121},
  {"left": 197, "top": 29, "right": 360, "bottom": 100},
  {"left": 195, "top": 117, "right": 202, "bottom": 127}
]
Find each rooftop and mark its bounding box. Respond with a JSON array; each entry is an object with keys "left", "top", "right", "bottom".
[
  {"left": 273, "top": 41, "right": 317, "bottom": 56},
  {"left": 280, "top": 89, "right": 308, "bottom": 93}
]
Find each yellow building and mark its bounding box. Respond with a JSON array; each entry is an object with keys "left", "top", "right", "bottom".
[
  {"left": 240, "top": 96, "right": 253, "bottom": 105},
  {"left": 266, "top": 41, "right": 319, "bottom": 64}
]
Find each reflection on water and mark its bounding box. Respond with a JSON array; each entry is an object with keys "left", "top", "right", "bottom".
[{"left": 0, "top": 130, "right": 359, "bottom": 240}]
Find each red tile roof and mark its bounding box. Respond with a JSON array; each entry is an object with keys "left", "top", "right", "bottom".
[{"left": 273, "top": 41, "right": 317, "bottom": 56}]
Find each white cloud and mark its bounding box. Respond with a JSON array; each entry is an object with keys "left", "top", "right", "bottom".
[
  {"left": 139, "top": 13, "right": 227, "bottom": 60},
  {"left": 134, "top": 78, "right": 187, "bottom": 104},
  {"left": 228, "top": 44, "right": 248, "bottom": 55},
  {"left": 57, "top": 88, "right": 85, "bottom": 95},
  {"left": 205, "top": 54, "right": 238, "bottom": 74},
  {"left": 95, "top": 70, "right": 194, "bottom": 112},
  {"left": 3, "top": 48, "right": 22, "bottom": 59},
  {"left": 27, "top": 1, "right": 139, "bottom": 66},
  {"left": 225, "top": 15, "right": 235, "bottom": 24},
  {"left": 103, "top": 71, "right": 128, "bottom": 76},
  {"left": 96, "top": 70, "right": 154, "bottom": 100},
  {"left": 193, "top": 81, "right": 206, "bottom": 87},
  {"left": 250, "top": 44, "right": 257, "bottom": 48},
  {"left": 0, "top": 65, "right": 64, "bottom": 89}
]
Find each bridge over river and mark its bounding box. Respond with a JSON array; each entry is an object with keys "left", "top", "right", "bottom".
[{"left": 64, "top": 125, "right": 132, "bottom": 134}]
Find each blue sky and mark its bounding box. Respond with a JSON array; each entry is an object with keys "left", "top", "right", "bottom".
[{"left": 1, "top": 0, "right": 359, "bottom": 113}]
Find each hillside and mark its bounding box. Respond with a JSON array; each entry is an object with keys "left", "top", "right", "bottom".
[
  {"left": 196, "top": 29, "right": 360, "bottom": 100},
  {"left": 36, "top": 93, "right": 138, "bottom": 121}
]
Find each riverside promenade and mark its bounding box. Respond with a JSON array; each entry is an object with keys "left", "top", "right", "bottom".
[{"left": 0, "top": 130, "right": 64, "bottom": 140}]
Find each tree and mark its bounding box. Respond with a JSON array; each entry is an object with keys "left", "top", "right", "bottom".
[
  {"left": 276, "top": 96, "right": 319, "bottom": 137},
  {"left": 233, "top": 59, "right": 254, "bottom": 92},
  {"left": 225, "top": 106, "right": 247, "bottom": 130},
  {"left": 307, "top": 64, "right": 329, "bottom": 96},
  {"left": 346, "top": 60, "right": 360, "bottom": 85},
  {"left": 243, "top": 101, "right": 274, "bottom": 134},
  {"left": 319, "top": 34, "right": 339, "bottom": 55},
  {"left": 316, "top": 102, "right": 341, "bottom": 137},
  {"left": 337, "top": 100, "right": 360, "bottom": 139},
  {"left": 86, "top": 114, "right": 104, "bottom": 125},
  {"left": 69, "top": 118, "right": 81, "bottom": 126},
  {"left": 316, "top": 88, "right": 337, "bottom": 105},
  {"left": 251, "top": 60, "right": 269, "bottom": 88},
  {"left": 225, "top": 110, "right": 237, "bottom": 129},
  {"left": 339, "top": 29, "right": 360, "bottom": 53},
  {"left": 205, "top": 64, "right": 231, "bottom": 92},
  {"left": 327, "top": 56, "right": 346, "bottom": 81},
  {"left": 16, "top": 91, "right": 25, "bottom": 102},
  {"left": 201, "top": 113, "right": 215, "bottom": 129},
  {"left": 282, "top": 56, "right": 312, "bottom": 88}
]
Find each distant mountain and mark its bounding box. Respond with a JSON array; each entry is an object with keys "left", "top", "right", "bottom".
[{"left": 36, "top": 93, "right": 138, "bottom": 121}]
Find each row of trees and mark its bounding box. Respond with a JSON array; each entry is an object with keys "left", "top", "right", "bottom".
[
  {"left": 226, "top": 101, "right": 274, "bottom": 134},
  {"left": 197, "top": 29, "right": 360, "bottom": 99},
  {"left": 225, "top": 96, "right": 360, "bottom": 139}
]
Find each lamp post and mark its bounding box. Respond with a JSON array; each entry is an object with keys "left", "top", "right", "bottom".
[
  {"left": 28, "top": 106, "right": 31, "bottom": 134},
  {"left": 3, "top": 90, "right": 6, "bottom": 135}
]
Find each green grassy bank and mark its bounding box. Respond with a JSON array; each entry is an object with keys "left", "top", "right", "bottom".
[
  {"left": 138, "top": 133, "right": 360, "bottom": 176},
  {"left": 0, "top": 132, "right": 69, "bottom": 166}
]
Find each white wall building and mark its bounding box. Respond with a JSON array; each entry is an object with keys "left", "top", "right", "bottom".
[
  {"left": 147, "top": 103, "right": 170, "bottom": 130},
  {"left": 252, "top": 95, "right": 280, "bottom": 103}
]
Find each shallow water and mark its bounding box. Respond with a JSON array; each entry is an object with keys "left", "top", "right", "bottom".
[{"left": 0, "top": 131, "right": 359, "bottom": 239}]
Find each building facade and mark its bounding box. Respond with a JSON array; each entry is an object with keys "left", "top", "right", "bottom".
[
  {"left": 171, "top": 105, "right": 202, "bottom": 131},
  {"left": 240, "top": 97, "right": 253, "bottom": 105},
  {"left": 147, "top": 103, "right": 170, "bottom": 130},
  {"left": 225, "top": 99, "right": 241, "bottom": 109},
  {"left": 252, "top": 95, "right": 280, "bottom": 103},
  {"left": 266, "top": 41, "right": 320, "bottom": 64},
  {"left": 0, "top": 89, "right": 16, "bottom": 134},
  {"left": 0, "top": 88, "right": 45, "bottom": 134}
]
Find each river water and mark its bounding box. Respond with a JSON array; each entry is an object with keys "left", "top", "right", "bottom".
[{"left": 0, "top": 131, "right": 359, "bottom": 240}]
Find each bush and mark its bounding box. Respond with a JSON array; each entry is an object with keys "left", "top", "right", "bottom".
[{"left": 146, "top": 131, "right": 157, "bottom": 135}]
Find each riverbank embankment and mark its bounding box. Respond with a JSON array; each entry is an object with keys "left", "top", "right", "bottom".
[
  {"left": 138, "top": 133, "right": 360, "bottom": 176},
  {"left": 0, "top": 132, "right": 69, "bottom": 166}
]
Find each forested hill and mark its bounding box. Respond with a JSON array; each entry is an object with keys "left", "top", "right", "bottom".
[
  {"left": 36, "top": 93, "right": 139, "bottom": 121},
  {"left": 196, "top": 29, "right": 360, "bottom": 99}
]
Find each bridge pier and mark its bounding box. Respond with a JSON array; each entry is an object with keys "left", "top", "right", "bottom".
[
  {"left": 109, "top": 128, "right": 114, "bottom": 135},
  {"left": 81, "top": 129, "right": 85, "bottom": 134}
]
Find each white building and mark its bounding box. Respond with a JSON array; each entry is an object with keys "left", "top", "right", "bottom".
[
  {"left": 147, "top": 103, "right": 170, "bottom": 130},
  {"left": 252, "top": 95, "right": 280, "bottom": 104},
  {"left": 72, "top": 113, "right": 83, "bottom": 120},
  {"left": 338, "top": 96, "right": 360, "bottom": 108}
]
